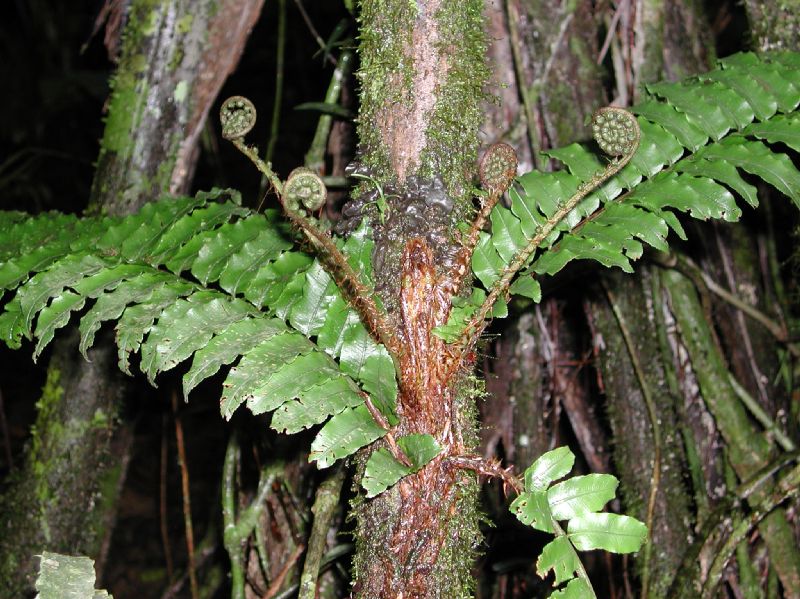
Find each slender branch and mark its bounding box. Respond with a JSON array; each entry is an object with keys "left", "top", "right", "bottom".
[
  {"left": 298, "top": 467, "right": 346, "bottom": 599},
  {"left": 171, "top": 390, "right": 198, "bottom": 599},
  {"left": 603, "top": 284, "right": 661, "bottom": 599},
  {"left": 701, "top": 459, "right": 800, "bottom": 599},
  {"left": 447, "top": 455, "right": 523, "bottom": 495},
  {"left": 222, "top": 433, "right": 283, "bottom": 599},
  {"left": 550, "top": 518, "right": 598, "bottom": 599},
  {"left": 728, "top": 373, "right": 795, "bottom": 452},
  {"left": 264, "top": 544, "right": 306, "bottom": 599},
  {"left": 221, "top": 433, "right": 245, "bottom": 599},
  {"left": 254, "top": 509, "right": 272, "bottom": 586},
  {"left": 263, "top": 0, "right": 287, "bottom": 176},
  {"left": 292, "top": 0, "right": 336, "bottom": 65},
  {"left": 160, "top": 413, "right": 174, "bottom": 581},
  {"left": 666, "top": 451, "right": 800, "bottom": 599},
  {"left": 445, "top": 189, "right": 502, "bottom": 296},
  {"left": 232, "top": 138, "right": 284, "bottom": 195},
  {"left": 305, "top": 51, "right": 353, "bottom": 173},
  {"left": 655, "top": 251, "right": 796, "bottom": 355}
]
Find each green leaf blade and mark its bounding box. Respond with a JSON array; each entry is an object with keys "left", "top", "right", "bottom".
[
  {"left": 536, "top": 536, "right": 582, "bottom": 586},
  {"left": 523, "top": 446, "right": 576, "bottom": 493},
  {"left": 567, "top": 513, "right": 648, "bottom": 553},
  {"left": 309, "top": 404, "right": 386, "bottom": 468},
  {"left": 270, "top": 376, "right": 363, "bottom": 434},
  {"left": 182, "top": 316, "right": 288, "bottom": 398},
  {"left": 547, "top": 473, "right": 619, "bottom": 520},
  {"left": 361, "top": 434, "right": 441, "bottom": 497},
  {"left": 220, "top": 332, "right": 313, "bottom": 419},
  {"left": 509, "top": 490, "right": 554, "bottom": 533}
]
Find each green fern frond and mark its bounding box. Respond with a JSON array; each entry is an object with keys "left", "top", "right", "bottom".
[
  {"left": 447, "top": 52, "right": 799, "bottom": 339},
  {"left": 0, "top": 191, "right": 397, "bottom": 467}
]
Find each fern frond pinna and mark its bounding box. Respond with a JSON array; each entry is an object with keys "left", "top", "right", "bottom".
[
  {"left": 440, "top": 51, "right": 800, "bottom": 354},
  {"left": 0, "top": 189, "right": 396, "bottom": 468}
]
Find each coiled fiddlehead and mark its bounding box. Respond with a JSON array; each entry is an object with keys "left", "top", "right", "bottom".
[
  {"left": 283, "top": 167, "right": 327, "bottom": 212},
  {"left": 220, "top": 96, "right": 257, "bottom": 141},
  {"left": 591, "top": 106, "right": 640, "bottom": 157}
]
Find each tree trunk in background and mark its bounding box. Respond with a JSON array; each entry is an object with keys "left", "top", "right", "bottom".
[
  {"left": 481, "top": 1, "right": 800, "bottom": 597},
  {"left": 744, "top": 0, "right": 800, "bottom": 53},
  {"left": 589, "top": 4, "right": 713, "bottom": 596},
  {"left": 588, "top": 1, "right": 800, "bottom": 594},
  {"left": 0, "top": 1, "right": 263, "bottom": 594},
  {"left": 349, "top": 2, "right": 488, "bottom": 596},
  {"left": 480, "top": 0, "right": 611, "bottom": 474}
]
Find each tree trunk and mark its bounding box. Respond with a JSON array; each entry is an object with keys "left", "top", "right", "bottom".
[
  {"left": 348, "top": 2, "right": 488, "bottom": 596},
  {"left": 480, "top": 1, "right": 799, "bottom": 597},
  {"left": 0, "top": 1, "right": 263, "bottom": 594},
  {"left": 592, "top": 2, "right": 800, "bottom": 596}
]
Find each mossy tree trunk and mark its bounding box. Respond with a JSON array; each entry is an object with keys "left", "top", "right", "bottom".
[
  {"left": 588, "top": 3, "right": 800, "bottom": 596},
  {"left": 0, "top": 1, "right": 263, "bottom": 595},
  {"left": 588, "top": 4, "right": 713, "bottom": 596},
  {"left": 348, "top": 1, "right": 488, "bottom": 596}
]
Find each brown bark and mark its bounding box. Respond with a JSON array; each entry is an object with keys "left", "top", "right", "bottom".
[{"left": 350, "top": 1, "right": 488, "bottom": 596}]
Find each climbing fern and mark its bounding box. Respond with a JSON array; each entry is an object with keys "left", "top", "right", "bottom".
[
  {"left": 437, "top": 51, "right": 800, "bottom": 348},
  {"left": 0, "top": 52, "right": 797, "bottom": 502},
  {"left": 0, "top": 189, "right": 397, "bottom": 469}
]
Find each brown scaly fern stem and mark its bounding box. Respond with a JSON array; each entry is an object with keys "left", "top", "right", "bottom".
[{"left": 220, "top": 97, "right": 403, "bottom": 360}]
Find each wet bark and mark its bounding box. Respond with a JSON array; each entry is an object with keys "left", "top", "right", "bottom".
[
  {"left": 587, "top": 270, "right": 695, "bottom": 598},
  {"left": 0, "top": 1, "right": 264, "bottom": 595},
  {"left": 349, "top": 1, "right": 488, "bottom": 596}
]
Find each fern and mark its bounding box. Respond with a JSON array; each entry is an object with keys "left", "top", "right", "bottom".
[
  {"left": 0, "top": 51, "right": 797, "bottom": 501},
  {"left": 511, "top": 447, "right": 647, "bottom": 598},
  {"left": 438, "top": 51, "right": 800, "bottom": 347},
  {"left": 0, "top": 189, "right": 397, "bottom": 469}
]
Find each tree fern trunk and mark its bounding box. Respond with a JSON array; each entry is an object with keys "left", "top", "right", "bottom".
[
  {"left": 348, "top": 2, "right": 488, "bottom": 596},
  {"left": 0, "top": 1, "right": 263, "bottom": 594}
]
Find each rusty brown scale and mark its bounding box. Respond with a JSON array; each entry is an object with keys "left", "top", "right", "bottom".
[{"left": 397, "top": 239, "right": 455, "bottom": 434}]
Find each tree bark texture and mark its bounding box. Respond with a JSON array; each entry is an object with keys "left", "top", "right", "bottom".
[
  {"left": 744, "top": 0, "right": 800, "bottom": 53},
  {"left": 591, "top": 2, "right": 800, "bottom": 594},
  {"left": 479, "top": 0, "right": 611, "bottom": 470},
  {"left": 478, "top": 0, "right": 799, "bottom": 597},
  {"left": 349, "top": 1, "right": 489, "bottom": 596},
  {"left": 587, "top": 269, "right": 695, "bottom": 598},
  {"left": 0, "top": 1, "right": 264, "bottom": 595}
]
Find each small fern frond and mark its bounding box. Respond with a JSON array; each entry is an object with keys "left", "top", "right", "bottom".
[
  {"left": 0, "top": 191, "right": 398, "bottom": 468},
  {"left": 443, "top": 52, "right": 799, "bottom": 344}
]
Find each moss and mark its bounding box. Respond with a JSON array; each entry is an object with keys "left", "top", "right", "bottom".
[
  {"left": 97, "top": 0, "right": 162, "bottom": 157},
  {"left": 417, "top": 0, "right": 490, "bottom": 214},
  {"left": 356, "top": 0, "right": 416, "bottom": 183},
  {"left": 177, "top": 13, "right": 194, "bottom": 33},
  {"left": 102, "top": 84, "right": 144, "bottom": 154},
  {"left": 30, "top": 368, "right": 65, "bottom": 513}
]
